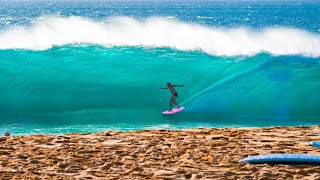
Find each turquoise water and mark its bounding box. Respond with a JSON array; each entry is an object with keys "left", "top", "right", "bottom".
[{"left": 0, "top": 1, "right": 319, "bottom": 135}]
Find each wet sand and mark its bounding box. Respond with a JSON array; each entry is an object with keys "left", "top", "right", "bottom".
[{"left": 1, "top": 126, "right": 320, "bottom": 179}]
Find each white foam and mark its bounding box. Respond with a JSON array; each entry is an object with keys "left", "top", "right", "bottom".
[{"left": 0, "top": 16, "right": 319, "bottom": 57}]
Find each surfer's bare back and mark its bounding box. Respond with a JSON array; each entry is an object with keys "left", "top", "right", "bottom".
[{"left": 161, "top": 82, "right": 184, "bottom": 111}]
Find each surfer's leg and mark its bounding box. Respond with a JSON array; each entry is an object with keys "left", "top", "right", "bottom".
[
  {"left": 170, "top": 95, "right": 176, "bottom": 111},
  {"left": 171, "top": 95, "right": 179, "bottom": 109},
  {"left": 173, "top": 101, "right": 180, "bottom": 108}
]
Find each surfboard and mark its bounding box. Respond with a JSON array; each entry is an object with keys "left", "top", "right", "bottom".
[
  {"left": 311, "top": 141, "right": 320, "bottom": 148},
  {"left": 162, "top": 107, "right": 185, "bottom": 114},
  {"left": 239, "top": 154, "right": 320, "bottom": 164}
]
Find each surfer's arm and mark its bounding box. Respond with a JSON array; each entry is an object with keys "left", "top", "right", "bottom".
[
  {"left": 173, "top": 85, "right": 184, "bottom": 87},
  {"left": 161, "top": 87, "right": 168, "bottom": 89}
]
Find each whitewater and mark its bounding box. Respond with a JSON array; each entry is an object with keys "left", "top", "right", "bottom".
[
  {"left": 1, "top": 16, "right": 319, "bottom": 57},
  {"left": 0, "top": 0, "right": 319, "bottom": 135}
]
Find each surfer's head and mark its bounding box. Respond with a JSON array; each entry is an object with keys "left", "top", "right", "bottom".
[{"left": 167, "top": 82, "right": 171, "bottom": 87}]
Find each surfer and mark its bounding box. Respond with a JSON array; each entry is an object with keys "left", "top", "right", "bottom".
[{"left": 161, "top": 82, "right": 184, "bottom": 111}]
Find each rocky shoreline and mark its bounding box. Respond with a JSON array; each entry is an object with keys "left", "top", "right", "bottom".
[{"left": 1, "top": 126, "right": 320, "bottom": 179}]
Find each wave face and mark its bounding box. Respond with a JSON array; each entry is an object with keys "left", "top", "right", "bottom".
[
  {"left": 0, "top": 46, "right": 319, "bottom": 134},
  {"left": 0, "top": 1, "right": 319, "bottom": 134},
  {"left": 0, "top": 16, "right": 319, "bottom": 57}
]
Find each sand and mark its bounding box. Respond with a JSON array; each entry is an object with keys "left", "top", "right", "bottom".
[{"left": 1, "top": 126, "right": 320, "bottom": 179}]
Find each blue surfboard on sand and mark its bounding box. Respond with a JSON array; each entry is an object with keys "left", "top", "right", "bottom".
[
  {"left": 311, "top": 141, "right": 320, "bottom": 148},
  {"left": 240, "top": 154, "right": 320, "bottom": 164}
]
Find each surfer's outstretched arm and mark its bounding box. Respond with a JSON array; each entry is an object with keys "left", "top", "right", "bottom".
[
  {"left": 161, "top": 87, "right": 168, "bottom": 89},
  {"left": 173, "top": 85, "right": 184, "bottom": 87}
]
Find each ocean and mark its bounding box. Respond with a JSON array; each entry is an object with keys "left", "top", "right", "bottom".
[{"left": 0, "top": 0, "right": 319, "bottom": 135}]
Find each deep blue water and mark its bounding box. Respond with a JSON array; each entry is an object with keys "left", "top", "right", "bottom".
[
  {"left": 0, "top": 0, "right": 319, "bottom": 135},
  {"left": 1, "top": 1, "right": 319, "bottom": 31}
]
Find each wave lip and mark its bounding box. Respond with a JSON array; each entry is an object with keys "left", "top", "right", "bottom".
[{"left": 0, "top": 16, "right": 319, "bottom": 57}]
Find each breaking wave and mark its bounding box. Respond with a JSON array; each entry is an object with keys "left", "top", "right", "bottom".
[{"left": 0, "top": 16, "right": 319, "bottom": 57}]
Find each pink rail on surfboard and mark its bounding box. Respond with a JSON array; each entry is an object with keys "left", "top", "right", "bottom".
[{"left": 162, "top": 107, "right": 185, "bottom": 114}]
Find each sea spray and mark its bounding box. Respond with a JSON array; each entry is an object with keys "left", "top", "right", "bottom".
[{"left": 0, "top": 16, "right": 319, "bottom": 57}]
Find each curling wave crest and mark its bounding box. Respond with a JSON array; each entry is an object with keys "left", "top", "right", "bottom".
[{"left": 0, "top": 16, "right": 319, "bottom": 57}]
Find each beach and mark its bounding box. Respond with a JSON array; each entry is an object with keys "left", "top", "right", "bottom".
[{"left": 1, "top": 126, "right": 320, "bottom": 179}]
